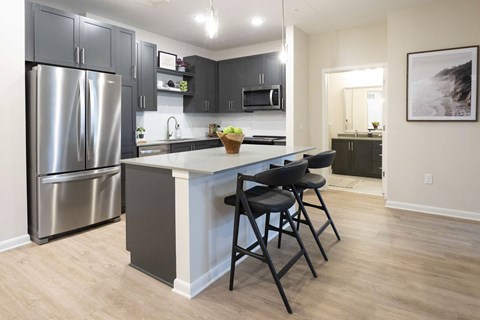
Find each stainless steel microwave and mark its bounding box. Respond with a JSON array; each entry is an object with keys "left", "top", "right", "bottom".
[{"left": 242, "top": 85, "right": 282, "bottom": 111}]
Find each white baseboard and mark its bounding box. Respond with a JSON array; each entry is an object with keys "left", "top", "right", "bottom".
[
  {"left": 172, "top": 233, "right": 278, "bottom": 299},
  {"left": 385, "top": 201, "right": 480, "bottom": 222},
  {"left": 0, "top": 234, "right": 31, "bottom": 253}
]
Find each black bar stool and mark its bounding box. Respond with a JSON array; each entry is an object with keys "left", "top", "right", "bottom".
[
  {"left": 277, "top": 150, "right": 340, "bottom": 261},
  {"left": 224, "top": 159, "right": 317, "bottom": 314}
]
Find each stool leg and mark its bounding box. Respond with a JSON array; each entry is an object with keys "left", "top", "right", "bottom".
[
  {"left": 294, "top": 191, "right": 329, "bottom": 261},
  {"left": 314, "top": 188, "right": 341, "bottom": 241},
  {"left": 277, "top": 212, "right": 284, "bottom": 249},
  {"left": 264, "top": 212, "right": 271, "bottom": 248},
  {"left": 244, "top": 209, "right": 292, "bottom": 314},
  {"left": 229, "top": 206, "right": 241, "bottom": 291},
  {"left": 283, "top": 210, "right": 317, "bottom": 278}
]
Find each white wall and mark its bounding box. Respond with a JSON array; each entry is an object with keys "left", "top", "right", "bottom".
[
  {"left": 386, "top": 0, "right": 480, "bottom": 219},
  {"left": 309, "top": 23, "right": 388, "bottom": 151},
  {"left": 0, "top": 1, "right": 30, "bottom": 250}
]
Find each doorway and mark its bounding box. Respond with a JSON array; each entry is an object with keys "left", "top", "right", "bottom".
[{"left": 323, "top": 66, "right": 386, "bottom": 196}]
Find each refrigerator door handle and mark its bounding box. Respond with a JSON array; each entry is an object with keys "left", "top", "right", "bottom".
[
  {"left": 41, "top": 167, "right": 120, "bottom": 184},
  {"left": 86, "top": 79, "right": 94, "bottom": 161},
  {"left": 77, "top": 79, "right": 85, "bottom": 162}
]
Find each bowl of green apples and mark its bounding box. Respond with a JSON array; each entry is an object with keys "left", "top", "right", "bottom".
[{"left": 217, "top": 126, "right": 244, "bottom": 154}]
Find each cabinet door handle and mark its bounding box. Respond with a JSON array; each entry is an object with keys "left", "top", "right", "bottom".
[
  {"left": 262, "top": 73, "right": 265, "bottom": 84},
  {"left": 133, "top": 65, "right": 137, "bottom": 79},
  {"left": 138, "top": 96, "right": 142, "bottom": 109},
  {"left": 75, "top": 47, "right": 80, "bottom": 64},
  {"left": 351, "top": 142, "right": 354, "bottom": 151},
  {"left": 80, "top": 48, "right": 85, "bottom": 64},
  {"left": 379, "top": 154, "right": 383, "bottom": 157},
  {"left": 259, "top": 74, "right": 262, "bottom": 85},
  {"left": 143, "top": 96, "right": 146, "bottom": 109}
]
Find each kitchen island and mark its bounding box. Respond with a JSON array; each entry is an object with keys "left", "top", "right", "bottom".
[{"left": 121, "top": 145, "right": 314, "bottom": 299}]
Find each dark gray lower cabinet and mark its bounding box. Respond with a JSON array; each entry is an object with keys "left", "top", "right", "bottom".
[
  {"left": 125, "top": 165, "right": 176, "bottom": 286},
  {"left": 332, "top": 139, "right": 382, "bottom": 178},
  {"left": 170, "top": 139, "right": 221, "bottom": 153}
]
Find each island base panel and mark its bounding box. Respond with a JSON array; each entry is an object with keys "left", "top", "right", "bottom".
[{"left": 125, "top": 165, "right": 176, "bottom": 286}]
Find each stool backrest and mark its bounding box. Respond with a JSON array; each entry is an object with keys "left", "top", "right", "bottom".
[
  {"left": 303, "top": 150, "right": 336, "bottom": 169},
  {"left": 254, "top": 159, "right": 308, "bottom": 187}
]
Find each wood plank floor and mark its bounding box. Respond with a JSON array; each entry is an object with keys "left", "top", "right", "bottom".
[{"left": 1, "top": 190, "right": 479, "bottom": 319}]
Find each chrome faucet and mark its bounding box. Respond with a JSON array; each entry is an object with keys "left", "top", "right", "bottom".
[{"left": 167, "top": 116, "right": 178, "bottom": 139}]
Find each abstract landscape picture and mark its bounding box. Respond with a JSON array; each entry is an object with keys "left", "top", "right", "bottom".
[{"left": 407, "top": 46, "right": 478, "bottom": 121}]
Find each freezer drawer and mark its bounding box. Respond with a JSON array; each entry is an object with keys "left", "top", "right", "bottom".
[{"left": 35, "top": 167, "right": 121, "bottom": 240}]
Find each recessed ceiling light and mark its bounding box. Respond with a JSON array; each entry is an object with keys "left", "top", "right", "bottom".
[{"left": 250, "top": 16, "right": 265, "bottom": 27}]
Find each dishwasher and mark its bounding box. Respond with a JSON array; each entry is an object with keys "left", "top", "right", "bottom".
[{"left": 138, "top": 144, "right": 170, "bottom": 157}]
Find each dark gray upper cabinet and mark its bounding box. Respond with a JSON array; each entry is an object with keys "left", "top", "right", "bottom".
[
  {"left": 136, "top": 41, "right": 157, "bottom": 111},
  {"left": 240, "top": 52, "right": 284, "bottom": 87},
  {"left": 218, "top": 52, "right": 285, "bottom": 113},
  {"left": 262, "top": 52, "right": 284, "bottom": 86},
  {"left": 116, "top": 27, "right": 136, "bottom": 85},
  {"left": 183, "top": 56, "right": 218, "bottom": 113},
  {"left": 25, "top": 2, "right": 35, "bottom": 62},
  {"left": 27, "top": 2, "right": 115, "bottom": 72},
  {"left": 33, "top": 4, "right": 79, "bottom": 68},
  {"left": 79, "top": 17, "right": 115, "bottom": 73},
  {"left": 218, "top": 59, "right": 243, "bottom": 113}
]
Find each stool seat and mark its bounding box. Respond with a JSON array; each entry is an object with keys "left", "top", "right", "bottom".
[
  {"left": 294, "top": 173, "right": 326, "bottom": 190},
  {"left": 224, "top": 186, "right": 295, "bottom": 215}
]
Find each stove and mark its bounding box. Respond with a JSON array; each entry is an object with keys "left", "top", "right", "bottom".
[{"left": 243, "top": 135, "right": 286, "bottom": 145}]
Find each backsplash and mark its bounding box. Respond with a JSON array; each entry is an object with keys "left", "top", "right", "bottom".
[{"left": 136, "top": 106, "right": 286, "bottom": 141}]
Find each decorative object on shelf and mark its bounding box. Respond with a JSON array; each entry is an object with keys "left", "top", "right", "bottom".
[
  {"left": 371, "top": 121, "right": 380, "bottom": 129},
  {"left": 179, "top": 81, "right": 188, "bottom": 92},
  {"left": 136, "top": 127, "right": 146, "bottom": 139},
  {"left": 407, "top": 46, "right": 478, "bottom": 121},
  {"left": 217, "top": 131, "right": 245, "bottom": 154},
  {"left": 176, "top": 58, "right": 190, "bottom": 72},
  {"left": 158, "top": 51, "right": 177, "bottom": 70}
]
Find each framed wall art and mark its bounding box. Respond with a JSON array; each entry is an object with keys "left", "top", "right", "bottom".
[
  {"left": 407, "top": 46, "right": 478, "bottom": 121},
  {"left": 158, "top": 51, "right": 177, "bottom": 70}
]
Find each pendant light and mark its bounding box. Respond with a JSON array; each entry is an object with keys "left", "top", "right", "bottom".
[
  {"left": 205, "top": 0, "right": 219, "bottom": 39},
  {"left": 279, "top": 0, "right": 288, "bottom": 63}
]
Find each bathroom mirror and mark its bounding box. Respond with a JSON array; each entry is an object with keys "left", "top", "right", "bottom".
[{"left": 344, "top": 87, "right": 383, "bottom": 132}]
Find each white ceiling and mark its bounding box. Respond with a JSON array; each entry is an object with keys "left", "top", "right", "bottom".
[{"left": 35, "top": 0, "right": 450, "bottom": 51}]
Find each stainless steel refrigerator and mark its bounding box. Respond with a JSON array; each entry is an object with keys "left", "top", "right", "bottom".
[{"left": 27, "top": 65, "right": 121, "bottom": 244}]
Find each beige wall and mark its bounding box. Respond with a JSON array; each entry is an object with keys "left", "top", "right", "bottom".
[
  {"left": 286, "top": 26, "right": 310, "bottom": 146},
  {"left": 386, "top": 0, "right": 480, "bottom": 218},
  {"left": 0, "top": 1, "right": 29, "bottom": 248},
  {"left": 309, "top": 23, "right": 388, "bottom": 151}
]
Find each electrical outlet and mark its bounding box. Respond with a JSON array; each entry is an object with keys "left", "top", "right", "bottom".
[{"left": 424, "top": 173, "right": 433, "bottom": 184}]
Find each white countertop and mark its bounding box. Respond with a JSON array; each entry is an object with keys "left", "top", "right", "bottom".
[
  {"left": 121, "top": 145, "right": 315, "bottom": 175},
  {"left": 333, "top": 136, "right": 382, "bottom": 141}
]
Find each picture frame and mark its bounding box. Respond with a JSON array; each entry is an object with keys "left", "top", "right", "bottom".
[
  {"left": 407, "top": 46, "right": 478, "bottom": 121},
  {"left": 158, "top": 51, "right": 177, "bottom": 70}
]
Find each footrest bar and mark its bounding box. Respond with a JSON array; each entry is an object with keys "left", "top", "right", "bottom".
[
  {"left": 234, "top": 246, "right": 266, "bottom": 262},
  {"left": 278, "top": 251, "right": 304, "bottom": 279},
  {"left": 316, "top": 221, "right": 331, "bottom": 237},
  {"left": 303, "top": 201, "right": 325, "bottom": 211}
]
